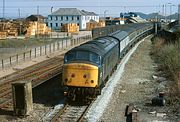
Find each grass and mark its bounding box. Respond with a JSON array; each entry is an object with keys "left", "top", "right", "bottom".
[
  {"left": 0, "top": 38, "right": 64, "bottom": 48},
  {"left": 152, "top": 30, "right": 180, "bottom": 105},
  {"left": 0, "top": 38, "right": 69, "bottom": 59}
]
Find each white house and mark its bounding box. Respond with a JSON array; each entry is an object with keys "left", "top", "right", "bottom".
[{"left": 47, "top": 8, "right": 99, "bottom": 31}]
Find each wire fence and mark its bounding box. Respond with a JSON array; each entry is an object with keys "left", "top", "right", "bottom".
[{"left": 0, "top": 35, "right": 92, "bottom": 69}]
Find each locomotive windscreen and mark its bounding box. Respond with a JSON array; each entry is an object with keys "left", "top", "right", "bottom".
[{"left": 64, "top": 51, "right": 100, "bottom": 65}]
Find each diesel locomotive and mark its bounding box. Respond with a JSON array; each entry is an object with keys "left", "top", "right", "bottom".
[{"left": 62, "top": 23, "right": 154, "bottom": 101}]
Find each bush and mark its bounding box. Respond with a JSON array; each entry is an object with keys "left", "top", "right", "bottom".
[{"left": 152, "top": 34, "right": 180, "bottom": 103}]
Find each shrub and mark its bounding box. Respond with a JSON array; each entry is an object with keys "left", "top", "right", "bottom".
[{"left": 152, "top": 34, "right": 180, "bottom": 103}]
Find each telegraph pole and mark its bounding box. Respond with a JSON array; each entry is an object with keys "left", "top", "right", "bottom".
[
  {"left": 18, "top": 8, "right": 21, "bottom": 19},
  {"left": 37, "top": 5, "right": 39, "bottom": 38},
  {"left": 104, "top": 10, "right": 108, "bottom": 18},
  {"left": 18, "top": 8, "right": 22, "bottom": 35},
  {"left": 165, "top": 4, "right": 167, "bottom": 22},
  {"left": 3, "top": 0, "right": 5, "bottom": 20},
  {"left": 178, "top": 4, "right": 180, "bottom": 24},
  {"left": 2, "top": 0, "right": 5, "bottom": 31}
]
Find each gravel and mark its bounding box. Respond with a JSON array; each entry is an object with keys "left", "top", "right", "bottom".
[
  {"left": 1, "top": 35, "right": 179, "bottom": 121},
  {"left": 85, "top": 35, "right": 179, "bottom": 122},
  {"left": 85, "top": 36, "right": 150, "bottom": 121}
]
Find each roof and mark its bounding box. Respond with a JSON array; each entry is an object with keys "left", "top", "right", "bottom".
[
  {"left": 81, "top": 10, "right": 98, "bottom": 16},
  {"left": 67, "top": 36, "right": 118, "bottom": 57},
  {"left": 26, "top": 15, "right": 45, "bottom": 19},
  {"left": 128, "top": 17, "right": 147, "bottom": 23},
  {"left": 50, "top": 8, "right": 98, "bottom": 16},
  {"left": 109, "top": 31, "right": 128, "bottom": 41}
]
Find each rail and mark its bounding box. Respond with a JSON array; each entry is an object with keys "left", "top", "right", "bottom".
[
  {"left": 0, "top": 56, "right": 63, "bottom": 109},
  {"left": 0, "top": 35, "right": 92, "bottom": 109}
]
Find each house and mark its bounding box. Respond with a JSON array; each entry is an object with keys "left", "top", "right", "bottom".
[
  {"left": 47, "top": 8, "right": 99, "bottom": 31},
  {"left": 26, "top": 15, "right": 45, "bottom": 22}
]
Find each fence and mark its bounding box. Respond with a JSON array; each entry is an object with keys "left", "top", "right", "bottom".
[{"left": 0, "top": 35, "right": 92, "bottom": 69}]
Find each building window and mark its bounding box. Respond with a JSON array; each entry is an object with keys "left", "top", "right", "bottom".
[
  {"left": 50, "top": 16, "right": 52, "bottom": 20},
  {"left": 56, "top": 23, "right": 58, "bottom": 27},
  {"left": 66, "top": 16, "right": 68, "bottom": 20},
  {"left": 72, "top": 16, "right": 74, "bottom": 20},
  {"left": 77, "top": 16, "right": 79, "bottom": 20},
  {"left": 50, "top": 23, "right": 52, "bottom": 27},
  {"left": 56, "top": 16, "right": 58, "bottom": 20},
  {"left": 61, "top": 16, "right": 63, "bottom": 20},
  {"left": 61, "top": 23, "right": 63, "bottom": 26}
]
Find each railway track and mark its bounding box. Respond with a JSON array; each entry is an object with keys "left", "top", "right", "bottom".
[
  {"left": 0, "top": 37, "right": 91, "bottom": 110},
  {"left": 50, "top": 99, "right": 95, "bottom": 122},
  {"left": 0, "top": 55, "right": 64, "bottom": 109}
]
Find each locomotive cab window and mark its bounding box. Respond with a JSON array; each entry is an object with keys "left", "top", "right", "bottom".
[
  {"left": 77, "top": 51, "right": 89, "bottom": 61},
  {"left": 76, "top": 51, "right": 100, "bottom": 65},
  {"left": 65, "top": 52, "right": 76, "bottom": 63},
  {"left": 65, "top": 51, "right": 100, "bottom": 65},
  {"left": 90, "top": 53, "right": 100, "bottom": 64}
]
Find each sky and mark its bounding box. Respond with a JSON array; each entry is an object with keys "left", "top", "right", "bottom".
[{"left": 0, "top": 0, "right": 179, "bottom": 18}]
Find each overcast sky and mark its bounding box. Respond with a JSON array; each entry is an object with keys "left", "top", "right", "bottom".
[{"left": 0, "top": 0, "right": 179, "bottom": 18}]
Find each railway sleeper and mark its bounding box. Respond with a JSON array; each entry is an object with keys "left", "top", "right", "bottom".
[{"left": 65, "top": 87, "right": 100, "bottom": 102}]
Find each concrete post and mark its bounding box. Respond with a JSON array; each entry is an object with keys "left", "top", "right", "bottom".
[
  {"left": 132, "top": 109, "right": 139, "bottom": 122},
  {"left": 12, "top": 81, "right": 33, "bottom": 116}
]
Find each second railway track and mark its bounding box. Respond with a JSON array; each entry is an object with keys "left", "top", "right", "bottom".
[{"left": 0, "top": 55, "right": 64, "bottom": 109}]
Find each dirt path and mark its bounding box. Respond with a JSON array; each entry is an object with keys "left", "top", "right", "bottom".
[{"left": 100, "top": 36, "right": 179, "bottom": 122}]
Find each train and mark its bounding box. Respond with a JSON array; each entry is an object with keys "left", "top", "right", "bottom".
[{"left": 62, "top": 23, "right": 154, "bottom": 101}]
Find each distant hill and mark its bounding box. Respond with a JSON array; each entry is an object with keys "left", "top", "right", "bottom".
[
  {"left": 167, "top": 13, "right": 179, "bottom": 20},
  {"left": 131, "top": 12, "right": 149, "bottom": 19},
  {"left": 147, "top": 13, "right": 165, "bottom": 19},
  {"left": 132, "top": 12, "right": 178, "bottom": 20},
  {"left": 127, "top": 12, "right": 164, "bottom": 19}
]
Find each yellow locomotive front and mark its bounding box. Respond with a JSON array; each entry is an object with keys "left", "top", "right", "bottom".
[
  {"left": 63, "top": 63, "right": 98, "bottom": 88},
  {"left": 62, "top": 50, "right": 101, "bottom": 101}
]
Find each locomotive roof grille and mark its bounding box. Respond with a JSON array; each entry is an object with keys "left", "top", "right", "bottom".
[{"left": 66, "top": 36, "right": 119, "bottom": 57}]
